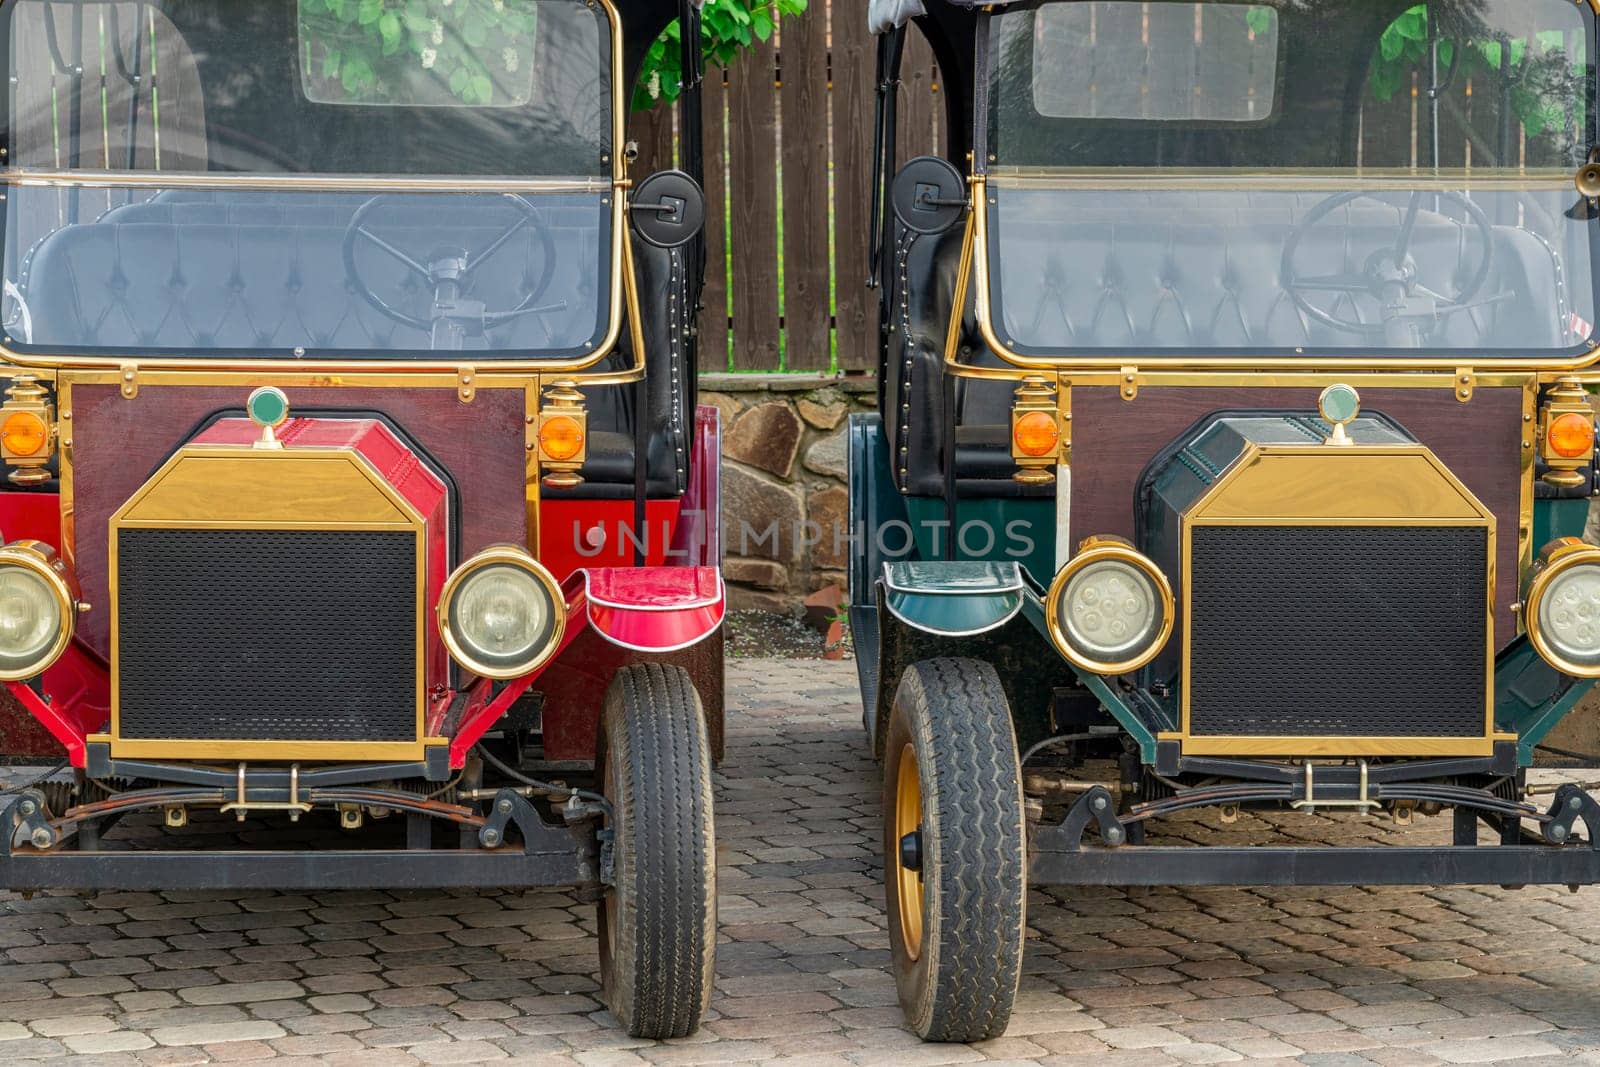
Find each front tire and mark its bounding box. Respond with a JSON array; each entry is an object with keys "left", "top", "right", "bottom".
[
  {"left": 597, "top": 663, "right": 716, "bottom": 1038},
  {"left": 884, "top": 657, "right": 1025, "bottom": 1042}
]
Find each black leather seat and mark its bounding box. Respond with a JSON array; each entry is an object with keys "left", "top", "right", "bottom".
[
  {"left": 21, "top": 192, "right": 696, "bottom": 499},
  {"left": 887, "top": 192, "right": 1569, "bottom": 498}
]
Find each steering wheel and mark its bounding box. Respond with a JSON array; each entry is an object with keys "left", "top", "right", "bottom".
[
  {"left": 1281, "top": 190, "right": 1500, "bottom": 342},
  {"left": 341, "top": 193, "right": 562, "bottom": 341}
]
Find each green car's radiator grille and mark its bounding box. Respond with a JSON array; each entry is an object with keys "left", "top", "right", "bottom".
[
  {"left": 1186, "top": 525, "right": 1489, "bottom": 739},
  {"left": 115, "top": 528, "right": 418, "bottom": 742}
]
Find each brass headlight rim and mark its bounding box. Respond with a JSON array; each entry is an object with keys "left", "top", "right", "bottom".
[
  {"left": 0, "top": 541, "right": 77, "bottom": 683},
  {"left": 1045, "top": 540, "right": 1175, "bottom": 676},
  {"left": 1523, "top": 539, "right": 1600, "bottom": 678},
  {"left": 437, "top": 546, "right": 566, "bottom": 681}
]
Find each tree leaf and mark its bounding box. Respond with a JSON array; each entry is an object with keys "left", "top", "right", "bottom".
[
  {"left": 379, "top": 11, "right": 401, "bottom": 47},
  {"left": 1396, "top": 7, "right": 1426, "bottom": 41},
  {"left": 470, "top": 74, "right": 493, "bottom": 102},
  {"left": 463, "top": 14, "right": 489, "bottom": 47},
  {"left": 1380, "top": 25, "right": 1405, "bottom": 62}
]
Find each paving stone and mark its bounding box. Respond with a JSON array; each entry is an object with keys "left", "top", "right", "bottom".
[
  {"left": 149, "top": 1021, "right": 288, "bottom": 1046},
  {"left": 2, "top": 658, "right": 1600, "bottom": 1065},
  {"left": 61, "top": 1031, "right": 157, "bottom": 1054}
]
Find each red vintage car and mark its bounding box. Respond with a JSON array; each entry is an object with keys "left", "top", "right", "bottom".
[{"left": 0, "top": 0, "right": 721, "bottom": 1038}]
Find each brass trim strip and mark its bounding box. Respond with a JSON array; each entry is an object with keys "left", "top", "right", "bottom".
[
  {"left": 3, "top": 170, "right": 610, "bottom": 193},
  {"left": 985, "top": 168, "right": 1580, "bottom": 190},
  {"left": 91, "top": 737, "right": 449, "bottom": 761},
  {"left": 1166, "top": 735, "right": 1509, "bottom": 758}
]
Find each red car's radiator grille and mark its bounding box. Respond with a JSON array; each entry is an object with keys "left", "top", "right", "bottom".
[{"left": 116, "top": 528, "right": 417, "bottom": 742}]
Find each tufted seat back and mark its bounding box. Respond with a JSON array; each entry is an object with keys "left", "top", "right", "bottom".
[
  {"left": 19, "top": 193, "right": 695, "bottom": 498},
  {"left": 25, "top": 220, "right": 601, "bottom": 353},
  {"left": 887, "top": 191, "right": 1571, "bottom": 498}
]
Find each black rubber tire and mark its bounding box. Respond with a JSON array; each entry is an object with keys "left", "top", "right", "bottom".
[
  {"left": 883, "top": 657, "right": 1026, "bottom": 1042},
  {"left": 597, "top": 663, "right": 716, "bottom": 1038}
]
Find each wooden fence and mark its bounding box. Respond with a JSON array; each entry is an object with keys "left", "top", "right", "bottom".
[{"left": 628, "top": 1, "right": 940, "bottom": 372}]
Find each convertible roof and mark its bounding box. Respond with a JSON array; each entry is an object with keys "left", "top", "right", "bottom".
[
  {"left": 620, "top": 0, "right": 698, "bottom": 83},
  {"left": 869, "top": 0, "right": 1008, "bottom": 34}
]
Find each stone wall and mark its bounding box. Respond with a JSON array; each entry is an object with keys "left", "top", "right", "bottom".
[{"left": 701, "top": 372, "right": 877, "bottom": 612}]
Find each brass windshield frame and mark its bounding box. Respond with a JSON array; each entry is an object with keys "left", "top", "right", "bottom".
[
  {"left": 0, "top": 0, "right": 638, "bottom": 379},
  {"left": 963, "top": 172, "right": 1600, "bottom": 374}
]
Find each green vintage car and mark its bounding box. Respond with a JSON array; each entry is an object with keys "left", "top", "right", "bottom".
[{"left": 854, "top": 0, "right": 1600, "bottom": 1042}]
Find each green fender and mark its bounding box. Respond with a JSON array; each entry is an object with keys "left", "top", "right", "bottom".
[{"left": 881, "top": 561, "right": 1026, "bottom": 636}]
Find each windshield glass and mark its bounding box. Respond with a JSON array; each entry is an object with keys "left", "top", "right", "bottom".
[
  {"left": 0, "top": 0, "right": 612, "bottom": 360},
  {"left": 984, "top": 0, "right": 1597, "bottom": 356}
]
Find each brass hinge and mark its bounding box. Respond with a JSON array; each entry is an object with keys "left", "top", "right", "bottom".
[
  {"left": 1059, "top": 377, "right": 1072, "bottom": 464},
  {"left": 1454, "top": 367, "right": 1475, "bottom": 403},
  {"left": 1120, "top": 366, "right": 1140, "bottom": 401},
  {"left": 119, "top": 362, "right": 139, "bottom": 400},
  {"left": 457, "top": 365, "right": 476, "bottom": 404}
]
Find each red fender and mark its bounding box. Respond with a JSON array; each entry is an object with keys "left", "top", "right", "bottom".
[
  {"left": 3, "top": 643, "right": 111, "bottom": 767},
  {"left": 583, "top": 567, "right": 725, "bottom": 653}
]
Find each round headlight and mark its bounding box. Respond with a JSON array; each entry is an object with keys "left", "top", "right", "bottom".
[
  {"left": 0, "top": 542, "right": 76, "bottom": 681},
  {"left": 1525, "top": 539, "right": 1600, "bottom": 677},
  {"left": 438, "top": 548, "right": 564, "bottom": 679},
  {"left": 1046, "top": 539, "right": 1173, "bottom": 675}
]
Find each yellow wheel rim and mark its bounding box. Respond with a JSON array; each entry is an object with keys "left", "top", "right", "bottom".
[{"left": 893, "top": 742, "right": 925, "bottom": 962}]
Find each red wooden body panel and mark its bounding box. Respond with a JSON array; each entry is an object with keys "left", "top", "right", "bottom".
[
  {"left": 68, "top": 384, "right": 526, "bottom": 657},
  {"left": 539, "top": 499, "right": 682, "bottom": 581},
  {"left": 0, "top": 491, "right": 63, "bottom": 548},
  {"left": 0, "top": 402, "right": 726, "bottom": 767},
  {"left": 3, "top": 644, "right": 111, "bottom": 766}
]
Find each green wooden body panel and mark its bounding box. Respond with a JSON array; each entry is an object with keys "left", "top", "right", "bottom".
[
  {"left": 903, "top": 496, "right": 1056, "bottom": 587},
  {"left": 848, "top": 413, "right": 1598, "bottom": 769},
  {"left": 1534, "top": 497, "right": 1590, "bottom": 551}
]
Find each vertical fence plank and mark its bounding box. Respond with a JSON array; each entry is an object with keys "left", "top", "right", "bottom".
[
  {"left": 628, "top": 99, "right": 675, "bottom": 174},
  {"left": 831, "top": 0, "right": 877, "bottom": 371},
  {"left": 699, "top": 69, "right": 731, "bottom": 370},
  {"left": 727, "top": 19, "right": 782, "bottom": 370},
  {"left": 779, "top": 7, "right": 833, "bottom": 371},
  {"left": 895, "top": 28, "right": 938, "bottom": 165}
]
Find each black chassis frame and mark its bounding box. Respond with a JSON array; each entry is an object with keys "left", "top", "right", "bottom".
[
  {"left": 1031, "top": 742, "right": 1600, "bottom": 887},
  {"left": 0, "top": 749, "right": 606, "bottom": 892}
]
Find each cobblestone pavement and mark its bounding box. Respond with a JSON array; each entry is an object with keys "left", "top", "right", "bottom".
[{"left": 2, "top": 657, "right": 1600, "bottom": 1065}]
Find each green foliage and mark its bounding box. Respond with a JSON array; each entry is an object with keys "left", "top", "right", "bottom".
[
  {"left": 299, "top": 0, "right": 537, "bottom": 106},
  {"left": 632, "top": 0, "right": 807, "bottom": 112},
  {"left": 1367, "top": 3, "right": 1582, "bottom": 140}
]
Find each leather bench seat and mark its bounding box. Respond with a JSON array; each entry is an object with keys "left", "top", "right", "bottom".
[
  {"left": 891, "top": 193, "right": 1570, "bottom": 498},
  {"left": 20, "top": 196, "right": 694, "bottom": 498}
]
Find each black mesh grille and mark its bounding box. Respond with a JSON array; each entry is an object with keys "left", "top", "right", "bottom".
[
  {"left": 1188, "top": 526, "right": 1488, "bottom": 738},
  {"left": 117, "top": 528, "right": 417, "bottom": 742}
]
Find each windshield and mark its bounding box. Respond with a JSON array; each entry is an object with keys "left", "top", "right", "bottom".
[
  {"left": 984, "top": 0, "right": 1598, "bottom": 356},
  {"left": 0, "top": 0, "right": 613, "bottom": 360}
]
